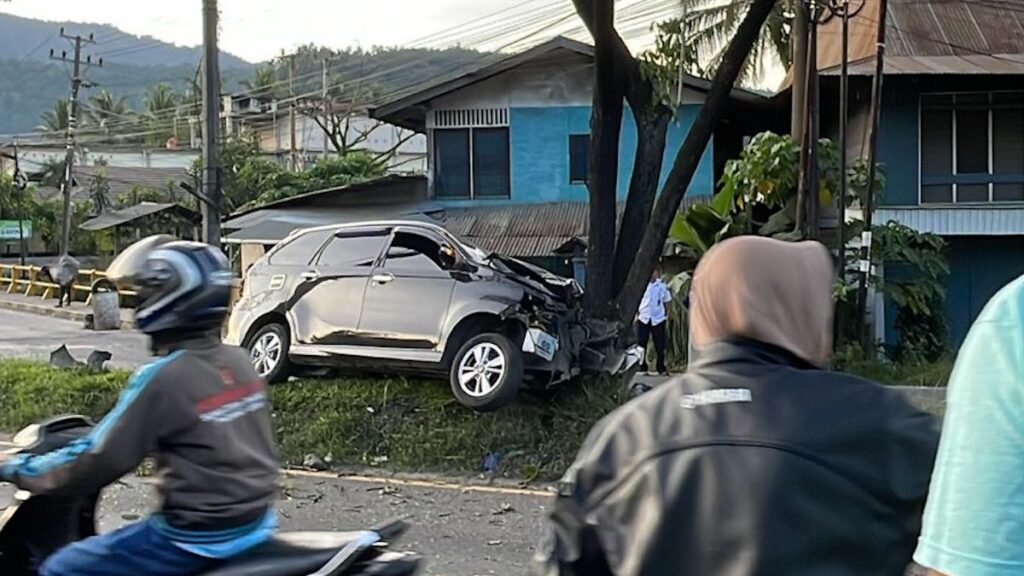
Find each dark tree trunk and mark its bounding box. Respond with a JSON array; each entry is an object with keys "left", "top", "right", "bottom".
[
  {"left": 582, "top": 0, "right": 624, "bottom": 317},
  {"left": 612, "top": 108, "right": 670, "bottom": 294},
  {"left": 613, "top": 0, "right": 779, "bottom": 325}
]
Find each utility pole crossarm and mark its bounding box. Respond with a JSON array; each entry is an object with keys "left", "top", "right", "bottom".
[{"left": 49, "top": 29, "right": 102, "bottom": 257}]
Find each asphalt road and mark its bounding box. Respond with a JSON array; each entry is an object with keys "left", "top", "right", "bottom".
[
  {"left": 0, "top": 308, "right": 152, "bottom": 369},
  {"left": 0, "top": 308, "right": 554, "bottom": 574},
  {"left": 0, "top": 472, "right": 552, "bottom": 575}
]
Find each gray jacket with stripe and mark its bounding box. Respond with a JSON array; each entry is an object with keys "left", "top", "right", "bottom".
[{"left": 1, "top": 336, "right": 280, "bottom": 533}]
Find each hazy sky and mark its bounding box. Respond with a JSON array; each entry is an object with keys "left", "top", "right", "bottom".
[{"left": 0, "top": 0, "right": 520, "bottom": 62}]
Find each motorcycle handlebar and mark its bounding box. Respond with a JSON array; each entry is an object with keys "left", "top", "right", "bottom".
[{"left": 371, "top": 518, "right": 408, "bottom": 540}]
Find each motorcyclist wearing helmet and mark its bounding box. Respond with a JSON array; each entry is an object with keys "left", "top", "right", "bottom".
[{"left": 0, "top": 240, "right": 280, "bottom": 576}]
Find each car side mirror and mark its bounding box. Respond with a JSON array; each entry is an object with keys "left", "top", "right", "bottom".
[{"left": 452, "top": 259, "right": 477, "bottom": 273}]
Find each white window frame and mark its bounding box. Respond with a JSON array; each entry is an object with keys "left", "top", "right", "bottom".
[{"left": 918, "top": 90, "right": 1024, "bottom": 205}]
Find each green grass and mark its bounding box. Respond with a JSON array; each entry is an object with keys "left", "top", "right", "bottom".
[
  {"left": 0, "top": 361, "right": 619, "bottom": 480},
  {"left": 0, "top": 356, "right": 951, "bottom": 481},
  {"left": 835, "top": 354, "right": 954, "bottom": 388}
]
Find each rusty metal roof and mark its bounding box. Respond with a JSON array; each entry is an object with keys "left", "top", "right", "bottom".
[
  {"left": 437, "top": 198, "right": 710, "bottom": 258},
  {"left": 817, "top": 0, "right": 1024, "bottom": 76},
  {"left": 888, "top": 0, "right": 1024, "bottom": 58}
]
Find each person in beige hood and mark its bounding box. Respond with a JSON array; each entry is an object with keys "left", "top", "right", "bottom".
[{"left": 534, "top": 236, "right": 939, "bottom": 576}]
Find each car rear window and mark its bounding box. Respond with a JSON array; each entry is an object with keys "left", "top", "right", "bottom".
[
  {"left": 317, "top": 231, "right": 389, "bottom": 268},
  {"left": 268, "top": 229, "right": 332, "bottom": 266}
]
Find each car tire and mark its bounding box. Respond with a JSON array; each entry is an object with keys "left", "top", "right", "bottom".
[
  {"left": 449, "top": 333, "right": 523, "bottom": 412},
  {"left": 245, "top": 323, "right": 292, "bottom": 383}
]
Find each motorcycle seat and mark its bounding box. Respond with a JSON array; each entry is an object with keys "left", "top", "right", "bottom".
[{"left": 201, "top": 531, "right": 369, "bottom": 576}]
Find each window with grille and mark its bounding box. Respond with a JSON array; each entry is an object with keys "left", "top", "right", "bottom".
[
  {"left": 920, "top": 91, "right": 1024, "bottom": 204},
  {"left": 431, "top": 108, "right": 510, "bottom": 199}
]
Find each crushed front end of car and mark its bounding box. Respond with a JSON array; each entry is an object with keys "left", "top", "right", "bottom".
[{"left": 489, "top": 256, "right": 643, "bottom": 388}]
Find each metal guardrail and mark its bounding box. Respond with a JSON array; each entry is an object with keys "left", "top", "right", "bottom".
[
  {"left": 0, "top": 264, "right": 243, "bottom": 307},
  {"left": 0, "top": 264, "right": 137, "bottom": 305}
]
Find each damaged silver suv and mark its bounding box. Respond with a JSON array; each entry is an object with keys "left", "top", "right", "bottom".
[{"left": 225, "top": 221, "right": 614, "bottom": 411}]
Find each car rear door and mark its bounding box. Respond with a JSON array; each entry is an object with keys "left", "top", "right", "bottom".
[
  {"left": 288, "top": 227, "right": 390, "bottom": 346},
  {"left": 356, "top": 228, "right": 457, "bottom": 350}
]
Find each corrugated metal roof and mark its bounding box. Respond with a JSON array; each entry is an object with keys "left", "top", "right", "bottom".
[
  {"left": 34, "top": 184, "right": 89, "bottom": 204},
  {"left": 875, "top": 207, "right": 1024, "bottom": 236},
  {"left": 79, "top": 202, "right": 196, "bottom": 231},
  {"left": 227, "top": 174, "right": 427, "bottom": 218},
  {"left": 824, "top": 54, "right": 1024, "bottom": 76},
  {"left": 74, "top": 166, "right": 191, "bottom": 196},
  {"left": 815, "top": 0, "right": 1024, "bottom": 77},
  {"left": 437, "top": 197, "right": 711, "bottom": 258},
  {"left": 888, "top": 0, "right": 1024, "bottom": 58}
]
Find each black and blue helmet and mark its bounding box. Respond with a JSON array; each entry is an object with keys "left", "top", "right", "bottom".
[{"left": 132, "top": 241, "right": 233, "bottom": 335}]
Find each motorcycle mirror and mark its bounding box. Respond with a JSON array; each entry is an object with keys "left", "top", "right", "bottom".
[
  {"left": 12, "top": 424, "right": 39, "bottom": 448},
  {"left": 105, "top": 234, "right": 177, "bottom": 289}
]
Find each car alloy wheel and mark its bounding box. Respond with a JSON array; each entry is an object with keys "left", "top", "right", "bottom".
[
  {"left": 251, "top": 331, "right": 282, "bottom": 378},
  {"left": 456, "top": 342, "right": 506, "bottom": 398}
]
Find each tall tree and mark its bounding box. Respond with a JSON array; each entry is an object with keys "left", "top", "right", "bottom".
[
  {"left": 86, "top": 90, "right": 133, "bottom": 134},
  {"left": 674, "top": 0, "right": 794, "bottom": 83},
  {"left": 240, "top": 63, "right": 280, "bottom": 98},
  {"left": 144, "top": 83, "right": 180, "bottom": 117},
  {"left": 143, "top": 83, "right": 182, "bottom": 144},
  {"left": 573, "top": 0, "right": 777, "bottom": 329},
  {"left": 37, "top": 99, "right": 71, "bottom": 134}
]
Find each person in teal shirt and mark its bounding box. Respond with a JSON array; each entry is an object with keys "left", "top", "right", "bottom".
[{"left": 915, "top": 274, "right": 1024, "bottom": 576}]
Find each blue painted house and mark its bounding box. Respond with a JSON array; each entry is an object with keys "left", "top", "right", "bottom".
[
  {"left": 372, "top": 37, "right": 771, "bottom": 271},
  {"left": 818, "top": 0, "right": 1024, "bottom": 346}
]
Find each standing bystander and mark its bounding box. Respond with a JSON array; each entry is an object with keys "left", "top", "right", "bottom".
[{"left": 637, "top": 265, "right": 672, "bottom": 376}]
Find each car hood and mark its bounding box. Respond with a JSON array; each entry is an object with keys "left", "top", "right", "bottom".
[{"left": 485, "top": 254, "right": 582, "bottom": 304}]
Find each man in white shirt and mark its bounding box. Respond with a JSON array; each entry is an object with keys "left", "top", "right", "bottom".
[{"left": 637, "top": 266, "right": 672, "bottom": 375}]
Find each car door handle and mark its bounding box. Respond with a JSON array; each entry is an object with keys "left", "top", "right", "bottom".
[
  {"left": 371, "top": 273, "right": 395, "bottom": 285},
  {"left": 299, "top": 271, "right": 320, "bottom": 282}
]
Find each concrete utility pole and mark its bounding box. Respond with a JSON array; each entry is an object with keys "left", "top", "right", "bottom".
[
  {"left": 796, "top": 0, "right": 822, "bottom": 239},
  {"left": 287, "top": 53, "right": 298, "bottom": 170},
  {"left": 201, "top": 0, "right": 222, "bottom": 248},
  {"left": 50, "top": 29, "right": 100, "bottom": 256},
  {"left": 322, "top": 57, "right": 330, "bottom": 156},
  {"left": 857, "top": 0, "right": 889, "bottom": 355},
  {"left": 791, "top": 2, "right": 810, "bottom": 140}
]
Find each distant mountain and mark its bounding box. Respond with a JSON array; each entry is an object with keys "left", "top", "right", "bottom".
[
  {"left": 0, "top": 13, "right": 494, "bottom": 137},
  {"left": 0, "top": 13, "right": 251, "bottom": 135},
  {"left": 0, "top": 13, "right": 250, "bottom": 68}
]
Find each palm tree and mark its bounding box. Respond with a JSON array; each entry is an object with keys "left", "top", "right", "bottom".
[
  {"left": 144, "top": 83, "right": 180, "bottom": 117},
  {"left": 674, "top": 0, "right": 793, "bottom": 83},
  {"left": 87, "top": 90, "right": 134, "bottom": 134},
  {"left": 143, "top": 83, "right": 181, "bottom": 145},
  {"left": 37, "top": 99, "right": 71, "bottom": 134},
  {"left": 241, "top": 63, "right": 279, "bottom": 97}
]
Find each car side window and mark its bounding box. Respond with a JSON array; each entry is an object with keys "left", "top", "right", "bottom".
[
  {"left": 383, "top": 232, "right": 447, "bottom": 274},
  {"left": 268, "top": 229, "right": 332, "bottom": 266},
  {"left": 316, "top": 231, "right": 388, "bottom": 269}
]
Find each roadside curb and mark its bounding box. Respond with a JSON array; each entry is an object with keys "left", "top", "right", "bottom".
[{"left": 0, "top": 297, "right": 134, "bottom": 330}]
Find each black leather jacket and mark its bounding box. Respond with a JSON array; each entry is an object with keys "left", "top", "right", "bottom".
[{"left": 533, "top": 339, "right": 939, "bottom": 576}]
